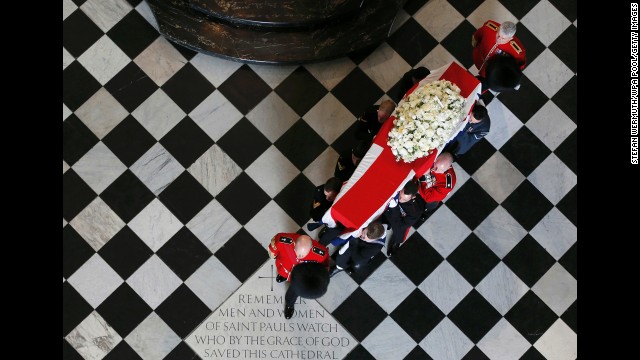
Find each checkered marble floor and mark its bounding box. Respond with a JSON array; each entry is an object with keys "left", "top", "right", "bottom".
[{"left": 63, "top": 0, "right": 577, "bottom": 359}]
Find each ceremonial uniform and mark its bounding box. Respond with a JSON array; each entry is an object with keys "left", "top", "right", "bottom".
[
  {"left": 382, "top": 194, "right": 425, "bottom": 250},
  {"left": 268, "top": 233, "right": 329, "bottom": 281},
  {"left": 310, "top": 184, "right": 334, "bottom": 222},
  {"left": 417, "top": 166, "right": 457, "bottom": 208},
  {"left": 354, "top": 104, "right": 384, "bottom": 141},
  {"left": 335, "top": 231, "right": 386, "bottom": 271},
  {"left": 334, "top": 149, "right": 358, "bottom": 182},
  {"left": 472, "top": 20, "right": 526, "bottom": 78},
  {"left": 443, "top": 115, "right": 491, "bottom": 158}
]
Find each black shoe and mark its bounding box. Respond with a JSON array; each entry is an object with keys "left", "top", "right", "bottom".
[
  {"left": 284, "top": 305, "right": 294, "bottom": 319},
  {"left": 387, "top": 243, "right": 400, "bottom": 257},
  {"left": 276, "top": 274, "right": 286, "bottom": 283},
  {"left": 307, "top": 222, "right": 323, "bottom": 231},
  {"left": 329, "top": 267, "right": 344, "bottom": 278}
]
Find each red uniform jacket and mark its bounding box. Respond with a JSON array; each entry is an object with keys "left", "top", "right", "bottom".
[
  {"left": 268, "top": 233, "right": 329, "bottom": 281},
  {"left": 472, "top": 20, "right": 526, "bottom": 78},
  {"left": 418, "top": 167, "right": 456, "bottom": 204}
]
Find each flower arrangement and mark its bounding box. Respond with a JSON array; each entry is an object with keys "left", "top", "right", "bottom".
[{"left": 387, "top": 80, "right": 465, "bottom": 163}]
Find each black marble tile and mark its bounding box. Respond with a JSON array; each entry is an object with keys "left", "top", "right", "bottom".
[
  {"left": 519, "top": 346, "right": 547, "bottom": 360},
  {"left": 158, "top": 172, "right": 214, "bottom": 224},
  {"left": 331, "top": 67, "right": 385, "bottom": 117},
  {"left": 549, "top": 25, "right": 577, "bottom": 74},
  {"left": 63, "top": 169, "right": 97, "bottom": 221},
  {"left": 343, "top": 344, "right": 376, "bottom": 360},
  {"left": 497, "top": 0, "right": 540, "bottom": 19},
  {"left": 96, "top": 283, "right": 153, "bottom": 338},
  {"left": 502, "top": 180, "right": 554, "bottom": 231},
  {"left": 124, "top": 0, "right": 143, "bottom": 7},
  {"left": 98, "top": 226, "right": 153, "bottom": 280},
  {"left": 555, "top": 185, "right": 577, "bottom": 226},
  {"left": 106, "top": 11, "right": 159, "bottom": 59},
  {"left": 461, "top": 346, "right": 490, "bottom": 360},
  {"left": 453, "top": 138, "right": 497, "bottom": 175},
  {"left": 71, "top": 0, "right": 87, "bottom": 5},
  {"left": 511, "top": 23, "right": 546, "bottom": 66},
  {"left": 63, "top": 282, "right": 93, "bottom": 336},
  {"left": 387, "top": 18, "right": 438, "bottom": 67},
  {"left": 170, "top": 41, "right": 199, "bottom": 61},
  {"left": 164, "top": 342, "right": 201, "bottom": 360},
  {"left": 444, "top": 179, "right": 499, "bottom": 230},
  {"left": 551, "top": 75, "right": 577, "bottom": 124},
  {"left": 63, "top": 10, "right": 104, "bottom": 58},
  {"left": 160, "top": 117, "right": 214, "bottom": 168},
  {"left": 496, "top": 75, "right": 548, "bottom": 123},
  {"left": 100, "top": 170, "right": 155, "bottom": 223},
  {"left": 273, "top": 174, "right": 316, "bottom": 227},
  {"left": 404, "top": 346, "right": 434, "bottom": 360},
  {"left": 448, "top": 289, "right": 502, "bottom": 343},
  {"left": 161, "top": 63, "right": 215, "bottom": 113},
  {"left": 548, "top": 0, "right": 577, "bottom": 22},
  {"left": 447, "top": 0, "right": 485, "bottom": 17},
  {"left": 155, "top": 284, "right": 212, "bottom": 338},
  {"left": 390, "top": 232, "right": 443, "bottom": 285},
  {"left": 63, "top": 226, "right": 95, "bottom": 279},
  {"left": 157, "top": 227, "right": 212, "bottom": 280},
  {"left": 274, "top": 120, "right": 328, "bottom": 171},
  {"left": 216, "top": 172, "right": 272, "bottom": 225},
  {"left": 275, "top": 67, "right": 328, "bottom": 116},
  {"left": 216, "top": 118, "right": 272, "bottom": 169},
  {"left": 559, "top": 242, "right": 577, "bottom": 280},
  {"left": 63, "top": 339, "right": 84, "bottom": 360},
  {"left": 102, "top": 342, "right": 143, "bottom": 360},
  {"left": 503, "top": 235, "right": 555, "bottom": 287},
  {"left": 104, "top": 62, "right": 158, "bottom": 113},
  {"left": 499, "top": 127, "right": 551, "bottom": 176},
  {"left": 347, "top": 43, "right": 378, "bottom": 65},
  {"left": 214, "top": 228, "right": 268, "bottom": 282},
  {"left": 505, "top": 291, "right": 559, "bottom": 344},
  {"left": 403, "top": 0, "right": 429, "bottom": 15},
  {"left": 102, "top": 116, "right": 157, "bottom": 167},
  {"left": 447, "top": 233, "right": 500, "bottom": 286},
  {"left": 63, "top": 62, "right": 102, "bottom": 111},
  {"left": 390, "top": 289, "right": 445, "bottom": 342},
  {"left": 332, "top": 288, "right": 388, "bottom": 342},
  {"left": 349, "top": 252, "right": 387, "bottom": 285},
  {"left": 440, "top": 21, "right": 476, "bottom": 69},
  {"left": 330, "top": 121, "right": 364, "bottom": 154},
  {"left": 63, "top": 114, "right": 100, "bottom": 166},
  {"left": 553, "top": 128, "right": 576, "bottom": 175},
  {"left": 217, "top": 65, "right": 272, "bottom": 114},
  {"left": 561, "top": 300, "right": 577, "bottom": 333}
]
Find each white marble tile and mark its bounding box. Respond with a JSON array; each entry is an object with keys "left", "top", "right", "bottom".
[
  {"left": 130, "top": 143, "right": 184, "bottom": 195},
  {"left": 416, "top": 45, "right": 458, "bottom": 78},
  {"left": 477, "top": 318, "right": 530, "bottom": 360},
  {"left": 418, "top": 261, "right": 473, "bottom": 315},
  {"left": 304, "top": 57, "right": 356, "bottom": 91},
  {"left": 63, "top": 160, "right": 70, "bottom": 174},
  {"left": 528, "top": 153, "right": 576, "bottom": 204},
  {"left": 131, "top": 89, "right": 186, "bottom": 140},
  {"left": 134, "top": 37, "right": 187, "bottom": 86},
  {"left": 248, "top": 63, "right": 297, "bottom": 89},
  {"left": 529, "top": 208, "right": 576, "bottom": 260},
  {"left": 65, "top": 311, "right": 122, "bottom": 360},
  {"left": 304, "top": 93, "right": 356, "bottom": 143},
  {"left": 361, "top": 260, "right": 415, "bottom": 313},
  {"left": 466, "top": 0, "right": 518, "bottom": 29},
  {"left": 474, "top": 206, "right": 528, "bottom": 259},
  {"left": 361, "top": 317, "right": 416, "bottom": 360},
  {"left": 484, "top": 98, "right": 524, "bottom": 150},
  {"left": 80, "top": 0, "right": 133, "bottom": 32},
  {"left": 75, "top": 88, "right": 129, "bottom": 139},
  {"left": 416, "top": 205, "right": 471, "bottom": 258},
  {"left": 185, "top": 256, "right": 241, "bottom": 311},
  {"left": 127, "top": 255, "right": 183, "bottom": 309},
  {"left": 188, "top": 145, "right": 242, "bottom": 197},
  {"left": 534, "top": 319, "right": 577, "bottom": 360},
  {"left": 67, "top": 254, "right": 123, "bottom": 308},
  {"left": 77, "top": 36, "right": 130, "bottom": 85},
  {"left": 125, "top": 312, "right": 182, "bottom": 360},
  {"left": 128, "top": 198, "right": 183, "bottom": 252},
  {"left": 526, "top": 101, "right": 576, "bottom": 151},
  {"left": 472, "top": 152, "right": 525, "bottom": 204},
  {"left": 135, "top": 0, "right": 159, "bottom": 31},
  {"left": 532, "top": 263, "right": 577, "bottom": 315},
  {"left": 476, "top": 263, "right": 529, "bottom": 315},
  {"left": 521, "top": 0, "right": 571, "bottom": 46},
  {"left": 63, "top": 0, "right": 77, "bottom": 20},
  {"left": 63, "top": 47, "right": 74, "bottom": 70},
  {"left": 315, "top": 267, "right": 359, "bottom": 312},
  {"left": 245, "top": 201, "right": 300, "bottom": 249},
  {"left": 413, "top": 0, "right": 465, "bottom": 42},
  {"left": 73, "top": 142, "right": 127, "bottom": 194},
  {"left": 63, "top": 103, "right": 72, "bottom": 121},
  {"left": 70, "top": 197, "right": 126, "bottom": 251},
  {"left": 245, "top": 146, "right": 299, "bottom": 198},
  {"left": 523, "top": 48, "right": 574, "bottom": 98},
  {"left": 302, "top": 147, "right": 340, "bottom": 187},
  {"left": 360, "top": 42, "right": 411, "bottom": 92},
  {"left": 246, "top": 92, "right": 300, "bottom": 142},
  {"left": 443, "top": 161, "right": 470, "bottom": 200},
  {"left": 189, "top": 90, "right": 243, "bottom": 141},
  {"left": 63, "top": 218, "right": 68, "bottom": 228},
  {"left": 190, "top": 53, "right": 243, "bottom": 87},
  {"left": 388, "top": 8, "right": 410, "bottom": 36},
  {"left": 187, "top": 199, "right": 242, "bottom": 253},
  {"left": 420, "top": 317, "right": 474, "bottom": 360}
]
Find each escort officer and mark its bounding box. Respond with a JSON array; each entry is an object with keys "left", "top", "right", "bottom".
[
  {"left": 418, "top": 151, "right": 457, "bottom": 212},
  {"left": 267, "top": 233, "right": 329, "bottom": 283},
  {"left": 443, "top": 103, "right": 490, "bottom": 159},
  {"left": 381, "top": 181, "right": 425, "bottom": 257},
  {"left": 472, "top": 20, "right": 526, "bottom": 80},
  {"left": 334, "top": 139, "right": 370, "bottom": 182},
  {"left": 309, "top": 177, "right": 343, "bottom": 222},
  {"left": 354, "top": 99, "right": 396, "bottom": 141}
]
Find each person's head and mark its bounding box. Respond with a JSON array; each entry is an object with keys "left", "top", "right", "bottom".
[
  {"left": 360, "top": 222, "right": 385, "bottom": 241},
  {"left": 497, "top": 21, "right": 516, "bottom": 44},
  {"left": 432, "top": 152, "right": 454, "bottom": 173},
  {"left": 399, "top": 181, "right": 419, "bottom": 203},
  {"left": 470, "top": 104, "right": 488, "bottom": 124},
  {"left": 289, "top": 262, "right": 330, "bottom": 299},
  {"left": 377, "top": 100, "right": 397, "bottom": 122},
  {"left": 411, "top": 67, "right": 429, "bottom": 84},
  {"left": 351, "top": 140, "right": 370, "bottom": 165},
  {"left": 324, "top": 177, "right": 343, "bottom": 201},
  {"left": 294, "top": 235, "right": 313, "bottom": 259}
]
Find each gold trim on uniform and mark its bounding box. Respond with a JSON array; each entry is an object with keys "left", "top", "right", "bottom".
[
  {"left": 510, "top": 40, "right": 522, "bottom": 54},
  {"left": 486, "top": 21, "right": 499, "bottom": 31}
]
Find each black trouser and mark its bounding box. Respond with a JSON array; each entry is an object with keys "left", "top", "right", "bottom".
[
  {"left": 285, "top": 285, "right": 298, "bottom": 307},
  {"left": 319, "top": 223, "right": 345, "bottom": 246}
]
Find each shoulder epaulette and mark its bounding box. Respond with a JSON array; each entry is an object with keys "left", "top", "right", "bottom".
[
  {"left": 486, "top": 21, "right": 499, "bottom": 31},
  {"left": 446, "top": 173, "right": 453, "bottom": 189},
  {"left": 279, "top": 236, "right": 293, "bottom": 244},
  {"left": 510, "top": 40, "right": 522, "bottom": 54},
  {"left": 312, "top": 247, "right": 326, "bottom": 256}
]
